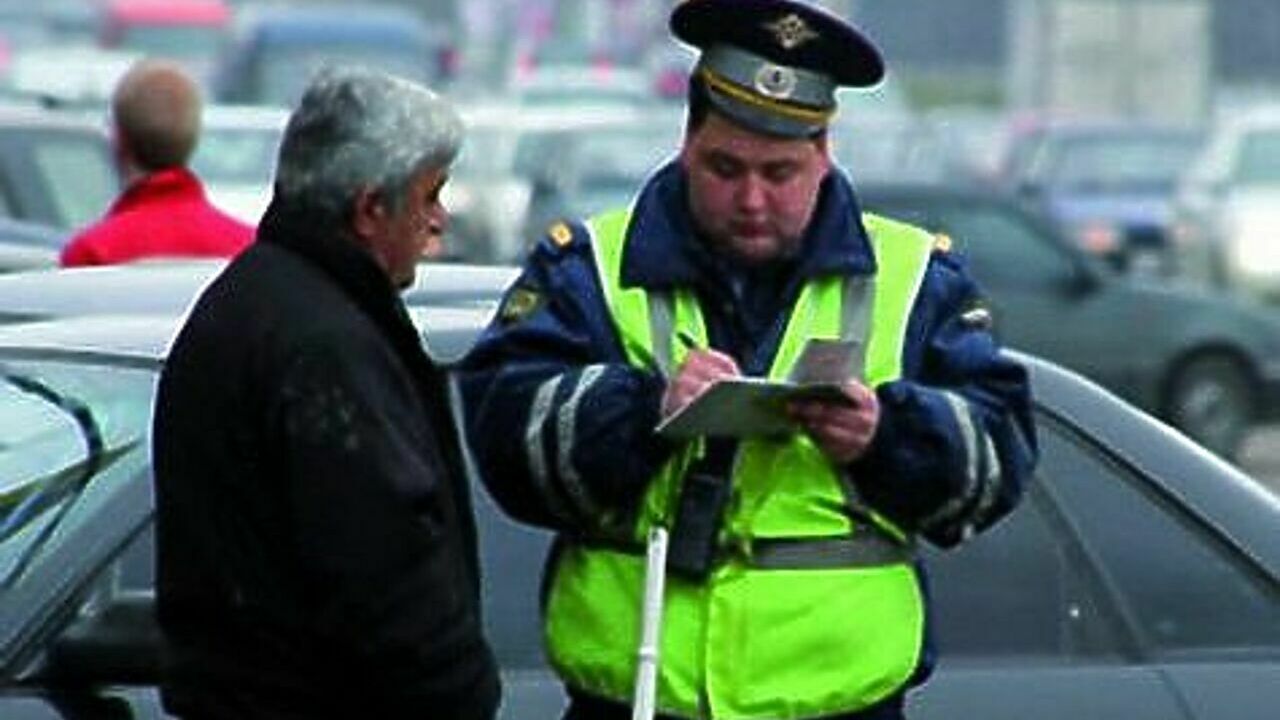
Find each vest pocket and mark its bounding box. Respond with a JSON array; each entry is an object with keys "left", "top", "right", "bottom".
[
  {"left": 545, "top": 546, "right": 709, "bottom": 715},
  {"left": 706, "top": 563, "right": 924, "bottom": 719}
]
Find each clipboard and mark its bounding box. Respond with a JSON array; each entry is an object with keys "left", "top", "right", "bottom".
[{"left": 655, "top": 339, "right": 861, "bottom": 439}]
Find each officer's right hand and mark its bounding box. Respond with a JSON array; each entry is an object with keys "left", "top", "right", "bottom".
[{"left": 661, "top": 349, "right": 740, "bottom": 417}]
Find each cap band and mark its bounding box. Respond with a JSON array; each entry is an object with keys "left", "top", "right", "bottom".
[
  {"left": 701, "top": 44, "right": 836, "bottom": 108},
  {"left": 698, "top": 65, "right": 835, "bottom": 126}
]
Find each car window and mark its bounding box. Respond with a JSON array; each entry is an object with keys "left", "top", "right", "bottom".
[
  {"left": 0, "top": 170, "right": 19, "bottom": 220},
  {"left": 192, "top": 126, "right": 282, "bottom": 186},
  {"left": 1044, "top": 134, "right": 1201, "bottom": 189},
  {"left": 253, "top": 45, "right": 431, "bottom": 108},
  {"left": 934, "top": 205, "right": 1075, "bottom": 290},
  {"left": 119, "top": 25, "right": 224, "bottom": 62},
  {"left": 925, "top": 416, "right": 1126, "bottom": 661},
  {"left": 1232, "top": 129, "right": 1280, "bottom": 186},
  {"left": 0, "top": 360, "right": 154, "bottom": 590},
  {"left": 1043, "top": 417, "right": 1280, "bottom": 658},
  {"left": 30, "top": 136, "right": 117, "bottom": 229}
]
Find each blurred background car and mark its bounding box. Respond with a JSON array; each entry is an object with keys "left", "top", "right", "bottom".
[
  {"left": 1173, "top": 103, "right": 1280, "bottom": 300},
  {"left": 0, "top": 259, "right": 514, "bottom": 326},
  {"left": 0, "top": 304, "right": 1274, "bottom": 719},
  {"left": 95, "top": 0, "right": 232, "bottom": 85},
  {"left": 444, "top": 100, "right": 675, "bottom": 264},
  {"left": 0, "top": 102, "right": 117, "bottom": 234},
  {"left": 514, "top": 104, "right": 681, "bottom": 236},
  {"left": 190, "top": 103, "right": 288, "bottom": 225},
  {"left": 211, "top": 3, "right": 454, "bottom": 108},
  {"left": 861, "top": 182, "right": 1280, "bottom": 459},
  {"left": 0, "top": 217, "right": 63, "bottom": 273},
  {"left": 998, "top": 119, "right": 1205, "bottom": 275}
]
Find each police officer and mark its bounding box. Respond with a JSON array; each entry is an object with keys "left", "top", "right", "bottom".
[{"left": 461, "top": 1, "right": 1037, "bottom": 718}]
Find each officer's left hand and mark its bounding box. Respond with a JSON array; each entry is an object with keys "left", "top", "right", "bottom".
[{"left": 788, "top": 381, "right": 879, "bottom": 465}]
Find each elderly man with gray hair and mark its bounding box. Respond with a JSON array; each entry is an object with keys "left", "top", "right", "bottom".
[{"left": 152, "top": 67, "right": 501, "bottom": 719}]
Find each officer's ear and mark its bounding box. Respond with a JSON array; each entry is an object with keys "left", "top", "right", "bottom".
[{"left": 813, "top": 131, "right": 830, "bottom": 164}]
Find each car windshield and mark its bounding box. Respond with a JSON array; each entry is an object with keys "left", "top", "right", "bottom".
[
  {"left": 120, "top": 25, "right": 224, "bottom": 60},
  {"left": 31, "top": 136, "right": 119, "bottom": 230},
  {"left": 253, "top": 45, "right": 429, "bottom": 107},
  {"left": 0, "top": 359, "right": 154, "bottom": 588},
  {"left": 1233, "top": 129, "right": 1280, "bottom": 185},
  {"left": 192, "top": 125, "right": 283, "bottom": 185},
  {"left": 1041, "top": 134, "right": 1202, "bottom": 189}
]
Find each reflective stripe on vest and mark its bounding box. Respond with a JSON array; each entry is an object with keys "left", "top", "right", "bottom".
[{"left": 544, "top": 208, "right": 933, "bottom": 719}]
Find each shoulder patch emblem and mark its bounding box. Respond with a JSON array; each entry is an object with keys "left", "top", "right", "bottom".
[
  {"left": 933, "top": 232, "right": 953, "bottom": 254},
  {"left": 498, "top": 285, "right": 544, "bottom": 325},
  {"left": 548, "top": 222, "right": 573, "bottom": 249}
]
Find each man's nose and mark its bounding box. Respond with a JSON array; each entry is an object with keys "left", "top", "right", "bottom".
[{"left": 736, "top": 173, "right": 767, "bottom": 210}]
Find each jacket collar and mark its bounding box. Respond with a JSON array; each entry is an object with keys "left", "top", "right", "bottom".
[
  {"left": 256, "top": 196, "right": 425, "bottom": 362},
  {"left": 620, "top": 161, "right": 877, "bottom": 290},
  {"left": 109, "top": 167, "right": 205, "bottom": 214}
]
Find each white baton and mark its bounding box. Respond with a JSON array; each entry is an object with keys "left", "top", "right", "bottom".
[{"left": 632, "top": 525, "right": 669, "bottom": 720}]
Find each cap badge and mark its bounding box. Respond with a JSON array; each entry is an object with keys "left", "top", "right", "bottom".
[
  {"left": 764, "top": 13, "right": 819, "bottom": 50},
  {"left": 754, "top": 63, "right": 798, "bottom": 100}
]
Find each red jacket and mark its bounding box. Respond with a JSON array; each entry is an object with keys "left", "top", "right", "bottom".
[{"left": 60, "top": 167, "right": 255, "bottom": 267}]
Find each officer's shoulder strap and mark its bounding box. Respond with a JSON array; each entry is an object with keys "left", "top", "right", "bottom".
[{"left": 532, "top": 219, "right": 591, "bottom": 259}]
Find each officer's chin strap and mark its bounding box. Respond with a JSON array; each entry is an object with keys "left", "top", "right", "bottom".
[{"left": 632, "top": 525, "right": 670, "bottom": 720}]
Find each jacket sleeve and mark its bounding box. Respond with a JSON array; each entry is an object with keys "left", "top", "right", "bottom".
[
  {"left": 458, "top": 226, "right": 675, "bottom": 534},
  {"left": 270, "top": 333, "right": 497, "bottom": 712},
  {"left": 853, "top": 250, "right": 1039, "bottom": 548}
]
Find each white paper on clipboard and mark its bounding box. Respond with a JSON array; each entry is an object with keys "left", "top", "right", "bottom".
[{"left": 655, "top": 339, "right": 861, "bottom": 439}]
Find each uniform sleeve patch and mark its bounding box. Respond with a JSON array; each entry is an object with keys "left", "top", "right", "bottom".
[{"left": 498, "top": 285, "right": 544, "bottom": 325}]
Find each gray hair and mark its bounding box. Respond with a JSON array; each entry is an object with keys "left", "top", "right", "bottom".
[{"left": 274, "top": 66, "right": 463, "bottom": 222}]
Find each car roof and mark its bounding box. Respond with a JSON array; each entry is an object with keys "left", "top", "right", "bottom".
[
  {"left": 102, "top": 0, "right": 230, "bottom": 25},
  {"left": 0, "top": 303, "right": 498, "bottom": 367},
  {"left": 202, "top": 104, "right": 291, "bottom": 130},
  {"left": 0, "top": 260, "right": 515, "bottom": 323},
  {"left": 856, "top": 180, "right": 1011, "bottom": 204},
  {"left": 238, "top": 3, "right": 445, "bottom": 44},
  {"left": 0, "top": 100, "right": 110, "bottom": 132},
  {"left": 0, "top": 261, "right": 224, "bottom": 322}
]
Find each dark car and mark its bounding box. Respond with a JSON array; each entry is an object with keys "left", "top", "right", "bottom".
[
  {"left": 861, "top": 183, "right": 1280, "bottom": 459},
  {"left": 0, "top": 311, "right": 1275, "bottom": 718},
  {"left": 999, "top": 121, "right": 1204, "bottom": 274},
  {"left": 212, "top": 4, "right": 454, "bottom": 108}
]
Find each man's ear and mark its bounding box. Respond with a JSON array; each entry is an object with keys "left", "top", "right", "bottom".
[{"left": 350, "top": 186, "right": 384, "bottom": 241}]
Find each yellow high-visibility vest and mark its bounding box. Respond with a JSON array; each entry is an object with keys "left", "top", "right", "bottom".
[{"left": 544, "top": 208, "right": 935, "bottom": 719}]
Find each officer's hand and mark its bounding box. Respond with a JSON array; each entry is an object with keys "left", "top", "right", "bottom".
[
  {"left": 788, "top": 382, "right": 879, "bottom": 464},
  {"left": 662, "top": 349, "right": 740, "bottom": 417}
]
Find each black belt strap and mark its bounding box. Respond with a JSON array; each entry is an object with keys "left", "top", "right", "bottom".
[
  {"left": 578, "top": 532, "right": 915, "bottom": 571},
  {"left": 748, "top": 534, "right": 915, "bottom": 570}
]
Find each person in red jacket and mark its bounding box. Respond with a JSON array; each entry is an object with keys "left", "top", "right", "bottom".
[{"left": 60, "top": 58, "right": 254, "bottom": 267}]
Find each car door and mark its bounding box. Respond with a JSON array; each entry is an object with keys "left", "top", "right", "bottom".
[
  {"left": 913, "top": 399, "right": 1280, "bottom": 720},
  {"left": 913, "top": 413, "right": 1181, "bottom": 719},
  {"left": 0, "top": 357, "right": 159, "bottom": 717}
]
